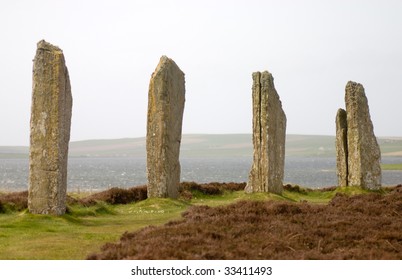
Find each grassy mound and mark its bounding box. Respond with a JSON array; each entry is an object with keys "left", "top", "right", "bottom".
[{"left": 88, "top": 186, "right": 402, "bottom": 260}]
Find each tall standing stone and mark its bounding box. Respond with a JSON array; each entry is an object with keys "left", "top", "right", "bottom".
[
  {"left": 345, "top": 81, "right": 381, "bottom": 189},
  {"left": 335, "top": 108, "right": 348, "bottom": 186},
  {"left": 245, "top": 71, "right": 286, "bottom": 194},
  {"left": 146, "top": 56, "right": 185, "bottom": 198},
  {"left": 28, "top": 40, "right": 72, "bottom": 215}
]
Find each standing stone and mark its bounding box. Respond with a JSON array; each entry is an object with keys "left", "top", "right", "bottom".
[
  {"left": 245, "top": 71, "right": 286, "bottom": 194},
  {"left": 345, "top": 81, "right": 381, "bottom": 189},
  {"left": 28, "top": 40, "right": 72, "bottom": 215},
  {"left": 146, "top": 56, "right": 185, "bottom": 198},
  {"left": 335, "top": 108, "right": 348, "bottom": 186}
]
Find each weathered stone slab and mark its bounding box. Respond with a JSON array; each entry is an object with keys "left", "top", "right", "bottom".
[
  {"left": 345, "top": 81, "right": 381, "bottom": 189},
  {"left": 246, "top": 71, "right": 286, "bottom": 194},
  {"left": 335, "top": 108, "right": 348, "bottom": 187},
  {"left": 146, "top": 56, "right": 185, "bottom": 198},
  {"left": 28, "top": 40, "right": 72, "bottom": 215}
]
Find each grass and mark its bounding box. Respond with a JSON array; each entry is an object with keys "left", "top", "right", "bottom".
[
  {"left": 0, "top": 200, "right": 186, "bottom": 259},
  {"left": 189, "top": 187, "right": 338, "bottom": 206},
  {"left": 0, "top": 185, "right": 390, "bottom": 259},
  {"left": 381, "top": 163, "right": 402, "bottom": 170}
]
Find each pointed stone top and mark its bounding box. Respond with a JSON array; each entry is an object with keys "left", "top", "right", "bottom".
[
  {"left": 345, "top": 81, "right": 368, "bottom": 105},
  {"left": 153, "top": 55, "right": 184, "bottom": 78},
  {"left": 37, "top": 39, "right": 63, "bottom": 53},
  {"left": 252, "top": 71, "right": 275, "bottom": 89},
  {"left": 346, "top": 81, "right": 364, "bottom": 92},
  {"left": 157, "top": 55, "right": 172, "bottom": 69},
  {"left": 159, "top": 55, "right": 170, "bottom": 63},
  {"left": 336, "top": 108, "right": 347, "bottom": 128},
  {"left": 337, "top": 108, "right": 347, "bottom": 117},
  {"left": 253, "top": 71, "right": 273, "bottom": 79}
]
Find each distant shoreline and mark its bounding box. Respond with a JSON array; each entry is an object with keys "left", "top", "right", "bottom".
[{"left": 1, "top": 134, "right": 402, "bottom": 158}]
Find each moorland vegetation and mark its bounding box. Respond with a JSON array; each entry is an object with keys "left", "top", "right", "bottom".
[{"left": 1, "top": 182, "right": 401, "bottom": 259}]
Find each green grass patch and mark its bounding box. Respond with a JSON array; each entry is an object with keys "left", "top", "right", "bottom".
[
  {"left": 282, "top": 189, "right": 334, "bottom": 203},
  {"left": 281, "top": 185, "right": 374, "bottom": 204},
  {"left": 189, "top": 190, "right": 281, "bottom": 207},
  {"left": 381, "top": 163, "right": 402, "bottom": 170},
  {"left": 0, "top": 199, "right": 186, "bottom": 260}
]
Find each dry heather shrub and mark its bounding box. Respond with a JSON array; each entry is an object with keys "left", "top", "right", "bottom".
[
  {"left": 180, "top": 181, "right": 246, "bottom": 196},
  {"left": 222, "top": 182, "right": 247, "bottom": 191},
  {"left": 89, "top": 189, "right": 402, "bottom": 260},
  {"left": 80, "top": 186, "right": 147, "bottom": 206},
  {"left": 0, "top": 201, "right": 5, "bottom": 213},
  {"left": 317, "top": 186, "right": 338, "bottom": 192},
  {"left": 283, "top": 184, "right": 305, "bottom": 193},
  {"left": 283, "top": 184, "right": 338, "bottom": 193},
  {"left": 0, "top": 191, "right": 28, "bottom": 211},
  {"left": 0, "top": 191, "right": 83, "bottom": 212},
  {"left": 180, "top": 181, "right": 221, "bottom": 195}
]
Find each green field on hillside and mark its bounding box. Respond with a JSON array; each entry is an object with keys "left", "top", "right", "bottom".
[
  {"left": 1, "top": 134, "right": 402, "bottom": 158},
  {"left": 381, "top": 163, "right": 402, "bottom": 170}
]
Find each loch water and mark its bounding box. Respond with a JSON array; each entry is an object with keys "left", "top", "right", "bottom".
[{"left": 1, "top": 156, "right": 402, "bottom": 192}]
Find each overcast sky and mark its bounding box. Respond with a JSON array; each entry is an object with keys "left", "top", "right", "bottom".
[{"left": 1, "top": 0, "right": 401, "bottom": 146}]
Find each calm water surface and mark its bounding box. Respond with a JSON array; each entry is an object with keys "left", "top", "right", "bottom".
[{"left": 1, "top": 156, "right": 402, "bottom": 192}]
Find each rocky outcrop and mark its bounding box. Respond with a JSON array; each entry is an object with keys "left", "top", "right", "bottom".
[
  {"left": 28, "top": 40, "right": 73, "bottom": 215},
  {"left": 246, "top": 71, "right": 286, "bottom": 194},
  {"left": 146, "top": 56, "right": 185, "bottom": 198},
  {"left": 335, "top": 81, "right": 381, "bottom": 189},
  {"left": 335, "top": 108, "right": 348, "bottom": 186}
]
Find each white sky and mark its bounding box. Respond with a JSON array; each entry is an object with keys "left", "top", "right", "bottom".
[{"left": 1, "top": 0, "right": 401, "bottom": 146}]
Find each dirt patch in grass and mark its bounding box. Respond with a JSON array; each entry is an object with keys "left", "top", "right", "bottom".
[{"left": 88, "top": 185, "right": 402, "bottom": 260}]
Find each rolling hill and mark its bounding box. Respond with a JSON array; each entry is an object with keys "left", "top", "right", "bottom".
[{"left": 1, "top": 134, "right": 401, "bottom": 158}]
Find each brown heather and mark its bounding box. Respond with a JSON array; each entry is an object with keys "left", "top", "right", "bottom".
[
  {"left": 0, "top": 185, "right": 149, "bottom": 210},
  {"left": 0, "top": 182, "right": 244, "bottom": 212},
  {"left": 180, "top": 181, "right": 246, "bottom": 196},
  {"left": 80, "top": 186, "right": 148, "bottom": 206},
  {"left": 88, "top": 185, "right": 402, "bottom": 260},
  {"left": 0, "top": 191, "right": 28, "bottom": 212}
]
